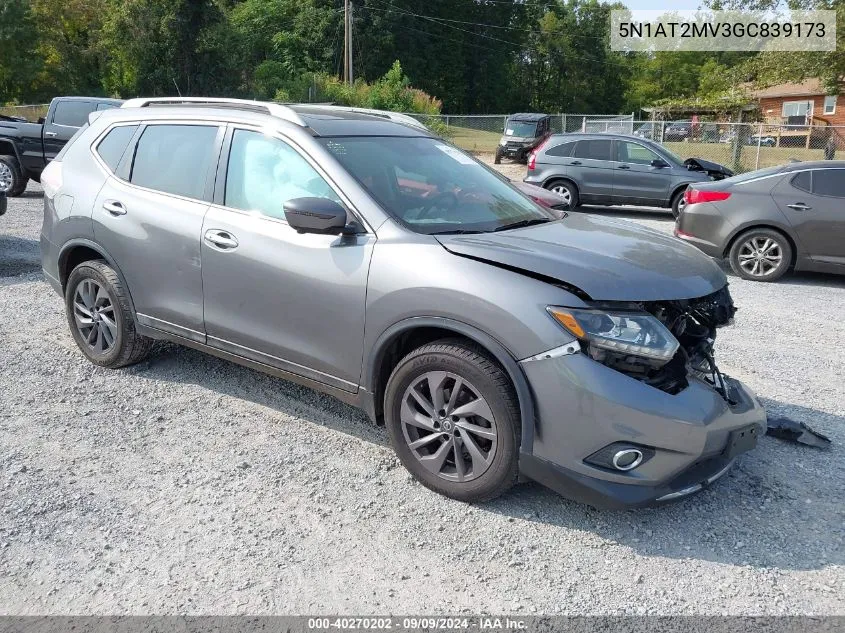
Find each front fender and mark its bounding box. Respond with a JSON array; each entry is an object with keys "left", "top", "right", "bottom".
[{"left": 366, "top": 316, "right": 539, "bottom": 455}]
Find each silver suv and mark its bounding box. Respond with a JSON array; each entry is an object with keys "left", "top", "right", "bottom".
[{"left": 40, "top": 98, "right": 766, "bottom": 508}]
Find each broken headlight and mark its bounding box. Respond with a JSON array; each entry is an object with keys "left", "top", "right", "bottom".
[{"left": 548, "top": 307, "right": 680, "bottom": 366}]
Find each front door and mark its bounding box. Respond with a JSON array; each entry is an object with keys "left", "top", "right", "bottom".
[
  {"left": 200, "top": 127, "right": 374, "bottom": 391},
  {"left": 612, "top": 140, "right": 672, "bottom": 206},
  {"left": 92, "top": 122, "right": 222, "bottom": 341}
]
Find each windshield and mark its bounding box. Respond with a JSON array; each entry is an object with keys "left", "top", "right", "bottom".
[
  {"left": 505, "top": 120, "right": 538, "bottom": 137},
  {"left": 319, "top": 137, "right": 554, "bottom": 234},
  {"left": 658, "top": 145, "right": 684, "bottom": 164}
]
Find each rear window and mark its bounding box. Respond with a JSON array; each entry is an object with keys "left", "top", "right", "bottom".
[
  {"left": 573, "top": 139, "right": 612, "bottom": 161},
  {"left": 724, "top": 165, "right": 786, "bottom": 185},
  {"left": 130, "top": 124, "right": 219, "bottom": 200},
  {"left": 96, "top": 125, "right": 138, "bottom": 172},
  {"left": 812, "top": 168, "right": 845, "bottom": 197},
  {"left": 545, "top": 141, "right": 574, "bottom": 157},
  {"left": 790, "top": 171, "right": 811, "bottom": 192},
  {"left": 52, "top": 101, "right": 97, "bottom": 127}
]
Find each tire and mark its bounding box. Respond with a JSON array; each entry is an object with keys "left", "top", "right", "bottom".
[
  {"left": 728, "top": 228, "right": 792, "bottom": 282},
  {"left": 384, "top": 339, "right": 520, "bottom": 502},
  {"left": 494, "top": 148, "right": 502, "bottom": 165},
  {"left": 544, "top": 179, "right": 578, "bottom": 209},
  {"left": 671, "top": 189, "right": 687, "bottom": 219},
  {"left": 0, "top": 155, "right": 29, "bottom": 197},
  {"left": 65, "top": 260, "right": 153, "bottom": 368}
]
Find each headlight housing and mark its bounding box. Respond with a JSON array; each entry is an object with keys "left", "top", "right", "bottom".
[{"left": 548, "top": 307, "right": 679, "bottom": 366}]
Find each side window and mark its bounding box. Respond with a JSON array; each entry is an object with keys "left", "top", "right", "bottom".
[
  {"left": 95, "top": 125, "right": 138, "bottom": 173},
  {"left": 545, "top": 142, "right": 574, "bottom": 157},
  {"left": 574, "top": 139, "right": 612, "bottom": 161},
  {"left": 225, "top": 129, "right": 341, "bottom": 220},
  {"left": 791, "top": 171, "right": 812, "bottom": 193},
  {"left": 617, "top": 141, "right": 660, "bottom": 165},
  {"left": 52, "top": 101, "right": 97, "bottom": 127},
  {"left": 812, "top": 169, "right": 845, "bottom": 197},
  {"left": 130, "top": 124, "right": 219, "bottom": 200}
]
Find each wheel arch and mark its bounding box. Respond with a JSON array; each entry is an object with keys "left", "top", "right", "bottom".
[
  {"left": 0, "top": 138, "right": 22, "bottom": 161},
  {"left": 542, "top": 175, "right": 578, "bottom": 192},
  {"left": 365, "top": 317, "right": 537, "bottom": 454},
  {"left": 58, "top": 239, "right": 139, "bottom": 315}
]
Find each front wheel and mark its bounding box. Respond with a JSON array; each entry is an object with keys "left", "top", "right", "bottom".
[
  {"left": 728, "top": 228, "right": 792, "bottom": 282},
  {"left": 494, "top": 148, "right": 502, "bottom": 165},
  {"left": 384, "top": 340, "right": 520, "bottom": 502}
]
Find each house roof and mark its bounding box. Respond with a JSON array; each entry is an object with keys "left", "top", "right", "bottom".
[{"left": 750, "top": 79, "right": 832, "bottom": 99}]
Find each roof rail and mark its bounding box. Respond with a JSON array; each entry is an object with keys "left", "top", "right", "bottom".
[
  {"left": 120, "top": 97, "right": 307, "bottom": 127},
  {"left": 301, "top": 105, "right": 428, "bottom": 131}
]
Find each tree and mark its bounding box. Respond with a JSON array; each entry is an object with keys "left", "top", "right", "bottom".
[{"left": 0, "top": 0, "right": 43, "bottom": 103}]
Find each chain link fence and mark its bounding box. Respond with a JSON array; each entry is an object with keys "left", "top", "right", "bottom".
[
  {"left": 411, "top": 114, "right": 845, "bottom": 173},
  {"left": 0, "top": 104, "right": 50, "bottom": 121},
  {"left": 408, "top": 113, "right": 635, "bottom": 153},
  {"left": 628, "top": 120, "right": 845, "bottom": 173}
]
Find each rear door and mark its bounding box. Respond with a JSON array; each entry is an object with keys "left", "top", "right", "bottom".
[
  {"left": 775, "top": 168, "right": 845, "bottom": 268},
  {"left": 613, "top": 139, "right": 672, "bottom": 205},
  {"left": 569, "top": 139, "right": 615, "bottom": 203},
  {"left": 43, "top": 100, "right": 99, "bottom": 160},
  {"left": 92, "top": 121, "right": 223, "bottom": 341}
]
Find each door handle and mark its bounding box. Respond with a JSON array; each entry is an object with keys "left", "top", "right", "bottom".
[
  {"left": 787, "top": 203, "right": 812, "bottom": 211},
  {"left": 103, "top": 200, "right": 127, "bottom": 216},
  {"left": 204, "top": 229, "right": 239, "bottom": 250},
  {"left": 44, "top": 131, "right": 58, "bottom": 138},
  {"left": 618, "top": 164, "right": 631, "bottom": 169},
  {"left": 570, "top": 160, "right": 582, "bottom": 165}
]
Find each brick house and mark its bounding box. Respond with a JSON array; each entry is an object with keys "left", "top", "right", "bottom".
[{"left": 750, "top": 79, "right": 845, "bottom": 147}]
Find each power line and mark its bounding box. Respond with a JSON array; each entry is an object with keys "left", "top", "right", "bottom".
[{"left": 359, "top": 2, "right": 628, "bottom": 68}]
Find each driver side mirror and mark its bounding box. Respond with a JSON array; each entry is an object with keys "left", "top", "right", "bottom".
[
  {"left": 284, "top": 197, "right": 351, "bottom": 235},
  {"left": 650, "top": 158, "right": 669, "bottom": 168}
]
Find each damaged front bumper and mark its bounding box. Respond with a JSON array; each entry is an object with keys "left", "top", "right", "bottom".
[{"left": 517, "top": 349, "right": 767, "bottom": 509}]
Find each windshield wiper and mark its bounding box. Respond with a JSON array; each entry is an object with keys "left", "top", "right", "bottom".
[
  {"left": 427, "top": 229, "right": 485, "bottom": 235},
  {"left": 492, "top": 218, "right": 551, "bottom": 232}
]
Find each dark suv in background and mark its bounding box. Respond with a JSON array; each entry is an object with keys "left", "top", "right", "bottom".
[
  {"left": 524, "top": 133, "right": 732, "bottom": 217},
  {"left": 495, "top": 113, "right": 552, "bottom": 164}
]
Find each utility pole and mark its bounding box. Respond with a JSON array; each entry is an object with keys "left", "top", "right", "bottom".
[{"left": 344, "top": 0, "right": 354, "bottom": 85}]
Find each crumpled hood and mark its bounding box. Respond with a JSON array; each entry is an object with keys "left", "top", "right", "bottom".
[
  {"left": 435, "top": 214, "right": 727, "bottom": 302},
  {"left": 684, "top": 157, "right": 734, "bottom": 178}
]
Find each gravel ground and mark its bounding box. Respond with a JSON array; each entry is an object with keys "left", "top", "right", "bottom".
[{"left": 1, "top": 174, "right": 843, "bottom": 616}]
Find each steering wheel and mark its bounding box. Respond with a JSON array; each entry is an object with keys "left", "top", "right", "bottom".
[{"left": 414, "top": 191, "right": 459, "bottom": 220}]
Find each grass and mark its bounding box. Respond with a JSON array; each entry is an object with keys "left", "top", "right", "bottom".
[
  {"left": 0, "top": 104, "right": 49, "bottom": 121},
  {"left": 443, "top": 125, "right": 829, "bottom": 173}
]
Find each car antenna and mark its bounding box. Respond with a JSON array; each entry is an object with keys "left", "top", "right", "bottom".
[{"left": 172, "top": 78, "right": 182, "bottom": 97}]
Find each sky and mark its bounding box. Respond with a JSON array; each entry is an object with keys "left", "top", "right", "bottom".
[{"left": 619, "top": 0, "right": 703, "bottom": 8}]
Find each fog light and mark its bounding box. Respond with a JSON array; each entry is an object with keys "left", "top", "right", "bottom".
[
  {"left": 584, "top": 442, "right": 654, "bottom": 472},
  {"left": 612, "top": 449, "right": 643, "bottom": 471}
]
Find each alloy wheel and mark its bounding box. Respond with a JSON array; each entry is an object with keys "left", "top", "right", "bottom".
[
  {"left": 550, "top": 185, "right": 572, "bottom": 206},
  {"left": 737, "top": 236, "right": 783, "bottom": 278},
  {"left": 73, "top": 279, "right": 118, "bottom": 353},
  {"left": 0, "top": 162, "right": 12, "bottom": 193},
  {"left": 400, "top": 371, "right": 498, "bottom": 483}
]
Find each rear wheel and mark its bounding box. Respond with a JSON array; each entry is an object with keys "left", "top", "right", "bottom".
[
  {"left": 0, "top": 155, "right": 28, "bottom": 197},
  {"left": 544, "top": 179, "right": 578, "bottom": 209},
  {"left": 65, "top": 260, "right": 153, "bottom": 367},
  {"left": 728, "top": 228, "right": 792, "bottom": 282},
  {"left": 671, "top": 189, "right": 687, "bottom": 219},
  {"left": 384, "top": 340, "right": 520, "bottom": 502}
]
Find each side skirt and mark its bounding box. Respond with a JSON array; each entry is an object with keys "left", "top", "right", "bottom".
[{"left": 135, "top": 323, "right": 378, "bottom": 422}]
